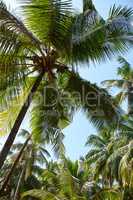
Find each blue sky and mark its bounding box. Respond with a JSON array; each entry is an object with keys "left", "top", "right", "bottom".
[{"left": 1, "top": 0, "right": 133, "bottom": 160}]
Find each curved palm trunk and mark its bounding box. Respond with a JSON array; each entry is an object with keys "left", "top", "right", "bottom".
[
  {"left": 0, "top": 71, "right": 45, "bottom": 171},
  {"left": 127, "top": 82, "right": 133, "bottom": 115},
  {"left": 0, "top": 135, "right": 31, "bottom": 193}
]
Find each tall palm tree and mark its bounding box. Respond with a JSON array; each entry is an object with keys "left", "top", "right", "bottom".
[
  {"left": 0, "top": 0, "right": 133, "bottom": 171},
  {"left": 102, "top": 57, "right": 133, "bottom": 115}
]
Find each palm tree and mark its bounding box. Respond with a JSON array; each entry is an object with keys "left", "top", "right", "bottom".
[
  {"left": 85, "top": 127, "right": 127, "bottom": 188},
  {"left": 21, "top": 158, "right": 123, "bottom": 200},
  {"left": 117, "top": 117, "right": 133, "bottom": 193},
  {"left": 85, "top": 115, "right": 133, "bottom": 198},
  {"left": 85, "top": 131, "right": 114, "bottom": 187},
  {"left": 0, "top": 129, "right": 51, "bottom": 198},
  {"left": 102, "top": 57, "right": 133, "bottom": 115},
  {"left": 21, "top": 158, "right": 88, "bottom": 200},
  {"left": 0, "top": 0, "right": 133, "bottom": 171}
]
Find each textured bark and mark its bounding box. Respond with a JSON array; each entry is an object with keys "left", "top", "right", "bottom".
[
  {"left": 127, "top": 82, "right": 133, "bottom": 115},
  {"left": 0, "top": 71, "right": 44, "bottom": 171}
]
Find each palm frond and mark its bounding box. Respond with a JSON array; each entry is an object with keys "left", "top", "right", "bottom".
[
  {"left": 101, "top": 79, "right": 125, "bottom": 89},
  {"left": 93, "top": 188, "right": 122, "bottom": 200},
  {"left": 64, "top": 72, "right": 121, "bottom": 130},
  {"left": 117, "top": 56, "right": 133, "bottom": 79},
  {"left": 109, "top": 5, "right": 133, "bottom": 19},
  {"left": 30, "top": 82, "right": 69, "bottom": 156},
  {"left": 24, "top": 0, "right": 72, "bottom": 51},
  {"left": 86, "top": 150, "right": 104, "bottom": 165},
  {"left": 114, "top": 91, "right": 127, "bottom": 105},
  {"left": 0, "top": 1, "right": 42, "bottom": 47},
  {"left": 118, "top": 140, "right": 133, "bottom": 187},
  {"left": 86, "top": 135, "right": 106, "bottom": 148},
  {"left": 0, "top": 80, "right": 33, "bottom": 135},
  {"left": 71, "top": 3, "right": 133, "bottom": 64}
]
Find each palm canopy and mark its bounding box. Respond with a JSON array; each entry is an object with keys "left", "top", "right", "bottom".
[
  {"left": 0, "top": 0, "right": 132, "bottom": 134},
  {"left": 0, "top": 0, "right": 133, "bottom": 171},
  {"left": 1, "top": 0, "right": 133, "bottom": 88},
  {"left": 102, "top": 57, "right": 133, "bottom": 114},
  {"left": 85, "top": 116, "right": 133, "bottom": 193},
  {"left": 21, "top": 157, "right": 122, "bottom": 200},
  {"left": 102, "top": 57, "right": 133, "bottom": 88}
]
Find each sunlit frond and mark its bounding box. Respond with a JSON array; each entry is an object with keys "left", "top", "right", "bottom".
[{"left": 23, "top": 0, "right": 72, "bottom": 52}]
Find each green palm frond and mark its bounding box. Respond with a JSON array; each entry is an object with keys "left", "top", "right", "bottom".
[
  {"left": 114, "top": 91, "right": 127, "bottom": 105},
  {"left": 0, "top": 2, "right": 43, "bottom": 106},
  {"left": 7, "top": 129, "right": 51, "bottom": 183},
  {"left": 19, "top": 129, "right": 31, "bottom": 137},
  {"left": 86, "top": 150, "right": 105, "bottom": 165},
  {"left": 64, "top": 72, "right": 120, "bottom": 130},
  {"left": 92, "top": 187, "right": 122, "bottom": 200},
  {"left": 118, "top": 140, "right": 133, "bottom": 187},
  {"left": 109, "top": 5, "right": 133, "bottom": 19},
  {"left": 102, "top": 79, "right": 125, "bottom": 88},
  {"left": 0, "top": 78, "right": 34, "bottom": 135},
  {"left": 21, "top": 189, "right": 58, "bottom": 200},
  {"left": 0, "top": 1, "right": 42, "bottom": 46},
  {"left": 24, "top": 0, "right": 72, "bottom": 51},
  {"left": 22, "top": 165, "right": 86, "bottom": 200},
  {"left": 117, "top": 56, "right": 133, "bottom": 79},
  {"left": 86, "top": 135, "right": 107, "bottom": 148},
  {"left": 30, "top": 77, "right": 76, "bottom": 156},
  {"left": 71, "top": 3, "right": 133, "bottom": 64},
  {"left": 118, "top": 56, "right": 131, "bottom": 68},
  {"left": 0, "top": 27, "right": 38, "bottom": 111},
  {"left": 39, "top": 147, "right": 51, "bottom": 158},
  {"left": 102, "top": 57, "right": 133, "bottom": 112}
]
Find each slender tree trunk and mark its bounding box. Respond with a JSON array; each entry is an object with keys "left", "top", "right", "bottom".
[
  {"left": 13, "top": 165, "right": 26, "bottom": 200},
  {"left": 127, "top": 82, "right": 133, "bottom": 115},
  {"left": 109, "top": 175, "right": 113, "bottom": 188},
  {"left": 0, "top": 135, "right": 31, "bottom": 193},
  {"left": 0, "top": 71, "right": 44, "bottom": 171}
]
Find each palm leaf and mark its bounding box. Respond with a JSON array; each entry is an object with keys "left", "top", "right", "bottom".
[
  {"left": 109, "top": 5, "right": 133, "bottom": 19},
  {"left": 71, "top": 3, "right": 133, "bottom": 64},
  {"left": 102, "top": 79, "right": 125, "bottom": 88},
  {"left": 86, "top": 135, "right": 106, "bottom": 148},
  {"left": 23, "top": 0, "right": 72, "bottom": 51},
  {"left": 0, "top": 79, "right": 33, "bottom": 135},
  {"left": 0, "top": 1, "right": 42, "bottom": 47},
  {"left": 64, "top": 72, "right": 121, "bottom": 130}
]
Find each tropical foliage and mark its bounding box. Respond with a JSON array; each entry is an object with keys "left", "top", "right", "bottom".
[{"left": 0, "top": 0, "right": 133, "bottom": 199}]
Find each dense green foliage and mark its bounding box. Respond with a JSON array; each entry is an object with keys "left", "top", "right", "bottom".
[{"left": 0, "top": 0, "right": 133, "bottom": 199}]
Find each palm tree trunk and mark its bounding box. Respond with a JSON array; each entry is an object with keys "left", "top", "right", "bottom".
[
  {"left": 0, "top": 135, "right": 31, "bottom": 193},
  {"left": 0, "top": 71, "right": 44, "bottom": 171},
  {"left": 13, "top": 165, "right": 26, "bottom": 200},
  {"left": 127, "top": 82, "right": 133, "bottom": 115}
]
